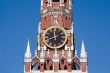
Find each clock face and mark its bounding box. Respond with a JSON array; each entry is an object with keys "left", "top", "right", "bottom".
[{"left": 43, "top": 26, "right": 67, "bottom": 49}]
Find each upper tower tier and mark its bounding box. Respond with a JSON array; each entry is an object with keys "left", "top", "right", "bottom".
[{"left": 40, "top": 0, "right": 72, "bottom": 30}]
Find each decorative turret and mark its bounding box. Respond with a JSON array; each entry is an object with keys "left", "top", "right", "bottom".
[
  {"left": 80, "top": 39, "right": 88, "bottom": 73},
  {"left": 24, "top": 39, "right": 32, "bottom": 73}
]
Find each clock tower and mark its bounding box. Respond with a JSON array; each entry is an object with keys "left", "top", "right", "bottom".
[{"left": 24, "top": 0, "right": 88, "bottom": 73}]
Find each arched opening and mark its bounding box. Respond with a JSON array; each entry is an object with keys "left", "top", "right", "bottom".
[
  {"left": 64, "top": 0, "right": 67, "bottom": 3},
  {"left": 59, "top": 57, "right": 67, "bottom": 70},
  {"left": 44, "top": 56, "right": 53, "bottom": 70},
  {"left": 53, "top": 0, "right": 60, "bottom": 2},
  {"left": 31, "top": 57, "right": 40, "bottom": 70},
  {"left": 72, "top": 57, "right": 80, "bottom": 70}
]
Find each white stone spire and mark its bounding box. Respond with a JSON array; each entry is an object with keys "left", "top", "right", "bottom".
[
  {"left": 25, "top": 39, "right": 32, "bottom": 58},
  {"left": 80, "top": 40, "right": 87, "bottom": 58}
]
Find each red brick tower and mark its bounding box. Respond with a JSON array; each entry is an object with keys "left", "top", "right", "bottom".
[{"left": 24, "top": 0, "right": 88, "bottom": 73}]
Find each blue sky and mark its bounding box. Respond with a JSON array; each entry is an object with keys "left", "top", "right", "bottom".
[{"left": 0, "top": 0, "right": 110, "bottom": 73}]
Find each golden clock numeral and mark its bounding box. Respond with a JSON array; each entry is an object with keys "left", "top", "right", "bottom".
[
  {"left": 54, "top": 43, "right": 56, "bottom": 47},
  {"left": 50, "top": 29, "right": 52, "bottom": 32},
  {"left": 62, "top": 36, "right": 65, "bottom": 38},
  {"left": 49, "top": 42, "right": 52, "bottom": 46},
  {"left": 61, "top": 32, "right": 63, "bottom": 34},
  {"left": 46, "top": 39, "right": 49, "bottom": 43},
  {"left": 58, "top": 43, "right": 60, "bottom": 45},
  {"left": 45, "top": 36, "right": 48, "bottom": 38}
]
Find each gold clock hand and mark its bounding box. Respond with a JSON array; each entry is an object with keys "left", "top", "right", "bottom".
[
  {"left": 46, "top": 35, "right": 58, "bottom": 41},
  {"left": 54, "top": 28, "right": 56, "bottom": 40}
]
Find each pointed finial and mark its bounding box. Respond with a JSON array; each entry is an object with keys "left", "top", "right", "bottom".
[
  {"left": 44, "top": 44, "right": 46, "bottom": 50},
  {"left": 55, "top": 49, "right": 57, "bottom": 54},
  {"left": 62, "top": 50, "right": 64, "bottom": 55},
  {"left": 37, "top": 44, "right": 40, "bottom": 50},
  {"left": 71, "top": 22, "right": 74, "bottom": 33},
  {"left": 53, "top": 49, "right": 59, "bottom": 59},
  {"left": 65, "top": 44, "right": 68, "bottom": 50},
  {"left": 25, "top": 39, "right": 32, "bottom": 57},
  {"left": 68, "top": 47, "right": 71, "bottom": 58},
  {"left": 75, "top": 49, "right": 77, "bottom": 55},
  {"left": 47, "top": 49, "right": 50, "bottom": 55},
  {"left": 35, "top": 50, "right": 37, "bottom": 55},
  {"left": 53, "top": 16, "right": 59, "bottom": 25},
  {"left": 80, "top": 39, "right": 87, "bottom": 58},
  {"left": 38, "top": 22, "right": 41, "bottom": 33},
  {"left": 40, "top": 47, "right": 44, "bottom": 58}
]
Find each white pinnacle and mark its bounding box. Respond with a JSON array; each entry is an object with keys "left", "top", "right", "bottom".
[
  {"left": 62, "top": 50, "right": 64, "bottom": 55},
  {"left": 40, "top": 47, "right": 44, "bottom": 58},
  {"left": 53, "top": 49, "right": 59, "bottom": 59},
  {"left": 80, "top": 40, "right": 87, "bottom": 58},
  {"left": 25, "top": 39, "right": 32, "bottom": 58},
  {"left": 35, "top": 50, "right": 37, "bottom": 55},
  {"left": 75, "top": 49, "right": 77, "bottom": 55},
  {"left": 38, "top": 22, "right": 41, "bottom": 33},
  {"left": 47, "top": 49, "right": 50, "bottom": 55},
  {"left": 68, "top": 47, "right": 71, "bottom": 58},
  {"left": 71, "top": 22, "right": 74, "bottom": 33}
]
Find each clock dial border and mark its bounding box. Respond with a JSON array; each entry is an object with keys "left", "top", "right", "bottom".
[{"left": 43, "top": 26, "right": 67, "bottom": 49}]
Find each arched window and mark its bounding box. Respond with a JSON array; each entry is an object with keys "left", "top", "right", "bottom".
[
  {"left": 61, "top": 59, "right": 64, "bottom": 64},
  {"left": 64, "top": 0, "right": 67, "bottom": 3},
  {"left": 47, "top": 60, "right": 50, "bottom": 64},
  {"left": 53, "top": 0, "right": 60, "bottom": 2}
]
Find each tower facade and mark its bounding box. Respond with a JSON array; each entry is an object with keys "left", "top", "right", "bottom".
[{"left": 24, "top": 0, "right": 88, "bottom": 73}]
